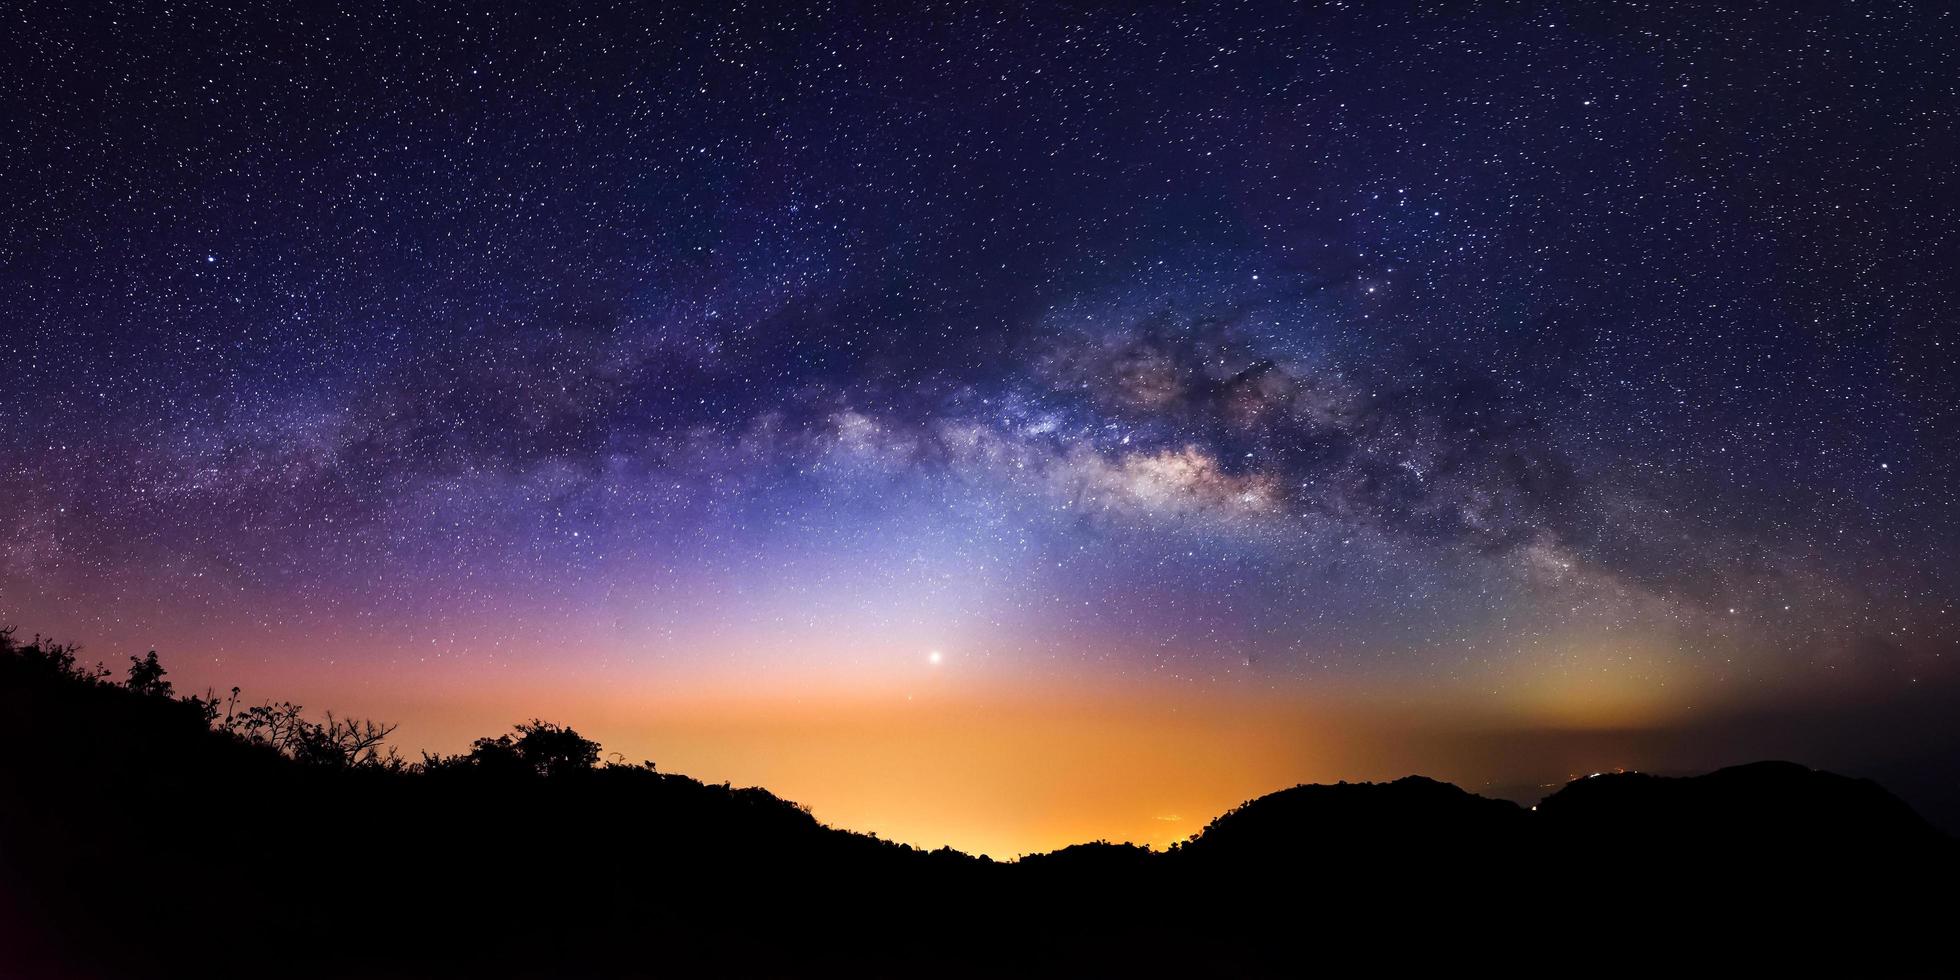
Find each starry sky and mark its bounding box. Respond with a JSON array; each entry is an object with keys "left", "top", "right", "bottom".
[{"left": 4, "top": 2, "right": 1957, "bottom": 855}]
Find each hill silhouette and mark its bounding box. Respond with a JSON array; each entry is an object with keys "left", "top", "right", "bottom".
[{"left": 2, "top": 630, "right": 1953, "bottom": 977}]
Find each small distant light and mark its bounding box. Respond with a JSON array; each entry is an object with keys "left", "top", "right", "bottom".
[{"left": 927, "top": 650, "right": 943, "bottom": 665}]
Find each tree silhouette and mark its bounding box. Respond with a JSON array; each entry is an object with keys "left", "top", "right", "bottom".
[
  {"left": 512, "top": 719, "right": 600, "bottom": 777},
  {"left": 443, "top": 719, "right": 601, "bottom": 777},
  {"left": 227, "top": 700, "right": 308, "bottom": 753},
  {"left": 290, "top": 711, "right": 401, "bottom": 769},
  {"left": 124, "top": 651, "right": 172, "bottom": 699}
]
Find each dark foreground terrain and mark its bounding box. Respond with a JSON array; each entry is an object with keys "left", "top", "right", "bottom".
[{"left": 2, "top": 630, "right": 1953, "bottom": 977}]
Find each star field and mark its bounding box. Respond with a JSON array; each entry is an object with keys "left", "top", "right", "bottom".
[{"left": 2, "top": 1, "right": 1956, "bottom": 851}]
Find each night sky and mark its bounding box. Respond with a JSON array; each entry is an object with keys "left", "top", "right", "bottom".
[{"left": 4, "top": 2, "right": 1957, "bottom": 855}]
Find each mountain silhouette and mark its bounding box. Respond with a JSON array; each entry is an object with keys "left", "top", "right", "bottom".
[
  {"left": 1181, "top": 774, "right": 1533, "bottom": 867},
  {"left": 2, "top": 631, "right": 1953, "bottom": 977},
  {"left": 1536, "top": 759, "right": 1946, "bottom": 847}
]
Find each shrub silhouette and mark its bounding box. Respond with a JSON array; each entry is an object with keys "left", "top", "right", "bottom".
[{"left": 437, "top": 719, "right": 602, "bottom": 777}]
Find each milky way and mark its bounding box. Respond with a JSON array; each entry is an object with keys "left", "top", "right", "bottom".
[{"left": 3, "top": 2, "right": 1956, "bottom": 850}]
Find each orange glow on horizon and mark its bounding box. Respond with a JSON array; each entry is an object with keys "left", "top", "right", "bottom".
[
  {"left": 46, "top": 615, "right": 1845, "bottom": 860},
  {"left": 148, "top": 643, "right": 1728, "bottom": 858}
]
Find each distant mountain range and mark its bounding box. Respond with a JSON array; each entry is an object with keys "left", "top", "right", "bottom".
[{"left": 3, "top": 632, "right": 1952, "bottom": 976}]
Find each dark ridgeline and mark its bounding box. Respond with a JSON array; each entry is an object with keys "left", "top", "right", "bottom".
[{"left": 1, "top": 631, "right": 1952, "bottom": 977}]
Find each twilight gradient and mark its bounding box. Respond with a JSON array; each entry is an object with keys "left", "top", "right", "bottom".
[{"left": 3, "top": 2, "right": 1956, "bottom": 854}]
